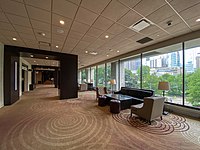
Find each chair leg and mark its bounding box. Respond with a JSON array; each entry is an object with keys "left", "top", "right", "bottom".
[
  {"left": 130, "top": 112, "right": 132, "bottom": 117},
  {"left": 160, "top": 116, "right": 163, "bottom": 120},
  {"left": 148, "top": 121, "right": 151, "bottom": 125}
]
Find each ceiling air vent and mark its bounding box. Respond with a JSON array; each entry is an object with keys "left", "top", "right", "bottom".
[
  {"left": 89, "top": 51, "right": 98, "bottom": 55},
  {"left": 129, "top": 19, "right": 151, "bottom": 32},
  {"left": 38, "top": 41, "right": 51, "bottom": 47},
  {"left": 136, "top": 37, "right": 153, "bottom": 44}
]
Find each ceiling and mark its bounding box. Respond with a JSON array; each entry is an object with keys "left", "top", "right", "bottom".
[
  {"left": 23, "top": 57, "right": 59, "bottom": 67},
  {"left": 0, "top": 0, "right": 200, "bottom": 68}
]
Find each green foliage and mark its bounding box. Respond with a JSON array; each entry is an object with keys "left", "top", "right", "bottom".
[
  {"left": 186, "top": 69, "right": 200, "bottom": 106},
  {"left": 125, "top": 68, "right": 139, "bottom": 88},
  {"left": 97, "top": 66, "right": 105, "bottom": 86}
]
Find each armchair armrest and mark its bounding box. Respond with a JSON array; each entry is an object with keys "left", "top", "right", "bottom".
[{"left": 114, "top": 91, "right": 121, "bottom": 94}]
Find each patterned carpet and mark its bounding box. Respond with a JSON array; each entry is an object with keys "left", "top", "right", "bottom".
[
  {"left": 0, "top": 85, "right": 199, "bottom": 150},
  {"left": 113, "top": 110, "right": 190, "bottom": 135}
]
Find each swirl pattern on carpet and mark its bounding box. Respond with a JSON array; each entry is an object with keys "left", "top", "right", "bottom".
[{"left": 112, "top": 109, "right": 189, "bottom": 135}]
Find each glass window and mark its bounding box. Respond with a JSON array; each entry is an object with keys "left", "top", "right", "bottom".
[
  {"left": 185, "top": 38, "right": 200, "bottom": 108},
  {"left": 91, "top": 66, "right": 96, "bottom": 87},
  {"left": 86, "top": 68, "right": 91, "bottom": 83},
  {"left": 81, "top": 69, "right": 86, "bottom": 83},
  {"left": 97, "top": 64, "right": 105, "bottom": 87},
  {"left": 120, "top": 56, "right": 141, "bottom": 88},
  {"left": 78, "top": 70, "right": 81, "bottom": 84},
  {"left": 142, "top": 43, "right": 183, "bottom": 104},
  {"left": 106, "top": 61, "right": 119, "bottom": 91}
]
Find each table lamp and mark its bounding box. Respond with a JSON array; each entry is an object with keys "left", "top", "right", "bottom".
[
  {"left": 110, "top": 79, "right": 116, "bottom": 93},
  {"left": 158, "top": 81, "right": 170, "bottom": 115}
]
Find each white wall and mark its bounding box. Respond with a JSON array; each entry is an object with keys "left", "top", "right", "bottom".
[
  {"left": 19, "top": 58, "right": 32, "bottom": 96},
  {"left": 0, "top": 43, "right": 4, "bottom": 108}
]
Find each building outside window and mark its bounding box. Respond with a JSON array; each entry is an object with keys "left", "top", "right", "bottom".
[
  {"left": 142, "top": 43, "right": 183, "bottom": 105},
  {"left": 120, "top": 56, "right": 141, "bottom": 88}
]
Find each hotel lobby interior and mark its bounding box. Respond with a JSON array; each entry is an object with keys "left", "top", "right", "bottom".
[{"left": 0, "top": 0, "right": 200, "bottom": 149}]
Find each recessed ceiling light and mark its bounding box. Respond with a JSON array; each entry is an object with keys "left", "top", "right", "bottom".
[
  {"left": 46, "top": 56, "right": 48, "bottom": 59},
  {"left": 85, "top": 51, "right": 88, "bottom": 53},
  {"left": 30, "top": 54, "right": 34, "bottom": 58},
  {"left": 196, "top": 18, "right": 200, "bottom": 22},
  {"left": 12, "top": 37, "right": 17, "bottom": 41},
  {"left": 157, "top": 35, "right": 160, "bottom": 37},
  {"left": 106, "top": 55, "right": 109, "bottom": 57},
  {"left": 37, "top": 64, "right": 39, "bottom": 65},
  {"left": 60, "top": 20, "right": 65, "bottom": 25},
  {"left": 38, "top": 32, "right": 46, "bottom": 36},
  {"left": 105, "top": 35, "right": 109, "bottom": 38},
  {"left": 117, "top": 50, "right": 120, "bottom": 53},
  {"left": 56, "top": 45, "right": 59, "bottom": 48},
  {"left": 34, "top": 60, "right": 36, "bottom": 62}
]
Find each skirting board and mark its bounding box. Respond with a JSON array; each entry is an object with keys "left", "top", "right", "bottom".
[
  {"left": 165, "top": 103, "right": 200, "bottom": 119},
  {"left": 0, "top": 103, "right": 4, "bottom": 108}
]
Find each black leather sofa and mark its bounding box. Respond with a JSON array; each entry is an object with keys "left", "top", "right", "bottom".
[{"left": 114, "top": 87, "right": 155, "bottom": 105}]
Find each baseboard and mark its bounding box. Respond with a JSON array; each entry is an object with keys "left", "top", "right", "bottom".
[
  {"left": 0, "top": 103, "right": 4, "bottom": 108},
  {"left": 165, "top": 103, "right": 200, "bottom": 119}
]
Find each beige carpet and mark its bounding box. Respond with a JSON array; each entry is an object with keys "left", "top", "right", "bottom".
[{"left": 0, "top": 85, "right": 200, "bottom": 150}]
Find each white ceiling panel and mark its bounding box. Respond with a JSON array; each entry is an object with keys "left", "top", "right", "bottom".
[
  {"left": 75, "top": 7, "right": 99, "bottom": 25},
  {"left": 0, "top": 12, "right": 9, "bottom": 23},
  {"left": 31, "top": 20, "right": 51, "bottom": 31},
  {"left": 52, "top": 25, "right": 69, "bottom": 36},
  {"left": 24, "top": 0, "right": 51, "bottom": 11},
  {"left": 0, "top": 22, "right": 14, "bottom": 31},
  {"left": 101, "top": 0, "right": 129, "bottom": 21},
  {"left": 179, "top": 3, "right": 200, "bottom": 20},
  {"left": 53, "top": 0, "right": 78, "bottom": 19},
  {"left": 67, "top": 0, "right": 81, "bottom": 5},
  {"left": 0, "top": 0, "right": 199, "bottom": 68},
  {"left": 185, "top": 17, "right": 200, "bottom": 30},
  {"left": 157, "top": 14, "right": 183, "bottom": 29},
  {"left": 117, "top": 10, "right": 142, "bottom": 27},
  {"left": 169, "top": 0, "right": 200, "bottom": 12},
  {"left": 92, "top": 16, "right": 114, "bottom": 31},
  {"left": 52, "top": 13, "right": 72, "bottom": 29},
  {"left": 81, "top": 0, "right": 111, "bottom": 14},
  {"left": 133, "top": 0, "right": 166, "bottom": 17},
  {"left": 165, "top": 22, "right": 190, "bottom": 34},
  {"left": 139, "top": 25, "right": 162, "bottom": 35},
  {"left": 71, "top": 21, "right": 90, "bottom": 34},
  {"left": 26, "top": 6, "right": 51, "bottom": 23},
  {"left": 52, "top": 34, "right": 65, "bottom": 43},
  {"left": 19, "top": 33, "right": 36, "bottom": 40},
  {"left": 68, "top": 30, "right": 84, "bottom": 40},
  {"left": 117, "top": 28, "right": 136, "bottom": 39},
  {"left": 82, "top": 35, "right": 96, "bottom": 43},
  {"left": 86, "top": 27, "right": 104, "bottom": 38},
  {"left": 0, "top": 0, "right": 28, "bottom": 17},
  {"left": 34, "top": 29, "right": 51, "bottom": 39},
  {"left": 14, "top": 25, "right": 34, "bottom": 34},
  {"left": 106, "top": 23, "right": 126, "bottom": 35},
  {"left": 147, "top": 4, "right": 176, "bottom": 24},
  {"left": 118, "top": 0, "right": 142, "bottom": 8},
  {"left": 7, "top": 14, "right": 31, "bottom": 27}
]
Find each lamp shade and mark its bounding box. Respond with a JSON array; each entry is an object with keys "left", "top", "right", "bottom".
[
  {"left": 158, "top": 81, "right": 170, "bottom": 90},
  {"left": 110, "top": 79, "right": 116, "bottom": 85}
]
